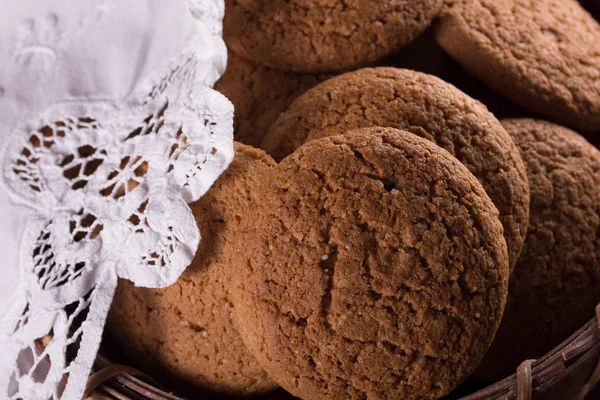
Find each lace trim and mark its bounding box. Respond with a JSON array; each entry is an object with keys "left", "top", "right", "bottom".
[{"left": 0, "top": 25, "right": 233, "bottom": 400}]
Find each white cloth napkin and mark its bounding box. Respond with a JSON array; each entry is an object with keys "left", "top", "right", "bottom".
[
  {"left": 0, "top": 1, "right": 232, "bottom": 399},
  {"left": 0, "top": 0, "right": 197, "bottom": 308}
]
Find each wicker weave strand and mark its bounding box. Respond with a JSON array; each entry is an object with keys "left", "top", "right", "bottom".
[
  {"left": 37, "top": 301, "right": 600, "bottom": 399},
  {"left": 84, "top": 365, "right": 159, "bottom": 398},
  {"left": 516, "top": 359, "right": 534, "bottom": 400},
  {"left": 579, "top": 305, "right": 600, "bottom": 400}
]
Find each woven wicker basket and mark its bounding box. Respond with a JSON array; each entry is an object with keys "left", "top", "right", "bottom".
[
  {"left": 88, "top": 4, "right": 599, "bottom": 399},
  {"left": 75, "top": 304, "right": 600, "bottom": 400}
]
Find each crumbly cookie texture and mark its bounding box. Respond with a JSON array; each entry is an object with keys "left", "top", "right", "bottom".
[
  {"left": 263, "top": 67, "right": 529, "bottom": 272},
  {"left": 435, "top": 0, "right": 600, "bottom": 132},
  {"left": 107, "top": 143, "right": 279, "bottom": 396},
  {"left": 232, "top": 128, "right": 509, "bottom": 400},
  {"left": 214, "top": 52, "right": 328, "bottom": 147},
  {"left": 476, "top": 119, "right": 600, "bottom": 380},
  {"left": 223, "top": 0, "right": 444, "bottom": 73}
]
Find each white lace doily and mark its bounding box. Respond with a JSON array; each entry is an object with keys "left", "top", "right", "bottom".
[{"left": 0, "top": 1, "right": 233, "bottom": 399}]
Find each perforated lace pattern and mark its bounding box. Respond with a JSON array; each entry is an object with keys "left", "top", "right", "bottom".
[{"left": 0, "top": 5, "right": 233, "bottom": 399}]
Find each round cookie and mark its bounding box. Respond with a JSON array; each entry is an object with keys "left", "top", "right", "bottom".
[
  {"left": 107, "top": 143, "right": 279, "bottom": 396},
  {"left": 262, "top": 67, "right": 529, "bottom": 272},
  {"left": 232, "top": 128, "right": 509, "bottom": 400},
  {"left": 434, "top": 0, "right": 600, "bottom": 132},
  {"left": 215, "top": 52, "right": 329, "bottom": 147},
  {"left": 475, "top": 119, "right": 600, "bottom": 380},
  {"left": 223, "top": 0, "right": 444, "bottom": 73}
]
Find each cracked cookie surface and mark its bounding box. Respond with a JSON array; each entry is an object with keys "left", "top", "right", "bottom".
[
  {"left": 107, "top": 143, "right": 278, "bottom": 396},
  {"left": 223, "top": 0, "right": 443, "bottom": 73},
  {"left": 214, "top": 52, "right": 329, "bottom": 147},
  {"left": 435, "top": 0, "right": 600, "bottom": 132},
  {"left": 476, "top": 119, "right": 600, "bottom": 380},
  {"left": 263, "top": 67, "right": 529, "bottom": 272},
  {"left": 232, "top": 128, "right": 509, "bottom": 400}
]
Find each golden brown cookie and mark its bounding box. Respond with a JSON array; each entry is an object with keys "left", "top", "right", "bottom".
[
  {"left": 232, "top": 128, "right": 509, "bottom": 400},
  {"left": 214, "top": 52, "right": 328, "bottom": 147},
  {"left": 106, "top": 143, "right": 279, "bottom": 396},
  {"left": 435, "top": 0, "right": 600, "bottom": 132},
  {"left": 476, "top": 119, "right": 600, "bottom": 380},
  {"left": 262, "top": 67, "right": 529, "bottom": 272},
  {"left": 223, "top": 0, "right": 444, "bottom": 73}
]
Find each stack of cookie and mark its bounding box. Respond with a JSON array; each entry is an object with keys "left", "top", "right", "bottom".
[{"left": 106, "top": 0, "right": 600, "bottom": 399}]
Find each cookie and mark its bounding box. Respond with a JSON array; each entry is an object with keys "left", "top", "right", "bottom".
[
  {"left": 262, "top": 67, "right": 529, "bottom": 271},
  {"left": 475, "top": 119, "right": 600, "bottom": 380},
  {"left": 214, "top": 52, "right": 328, "bottom": 147},
  {"left": 107, "top": 143, "right": 279, "bottom": 396},
  {"left": 223, "top": 0, "right": 444, "bottom": 73},
  {"left": 232, "top": 128, "right": 509, "bottom": 400},
  {"left": 435, "top": 0, "right": 600, "bottom": 132}
]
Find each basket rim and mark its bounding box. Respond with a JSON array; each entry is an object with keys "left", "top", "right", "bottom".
[{"left": 80, "top": 304, "right": 600, "bottom": 400}]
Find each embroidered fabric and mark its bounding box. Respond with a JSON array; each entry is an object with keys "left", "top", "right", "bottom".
[{"left": 0, "top": 1, "right": 233, "bottom": 399}]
